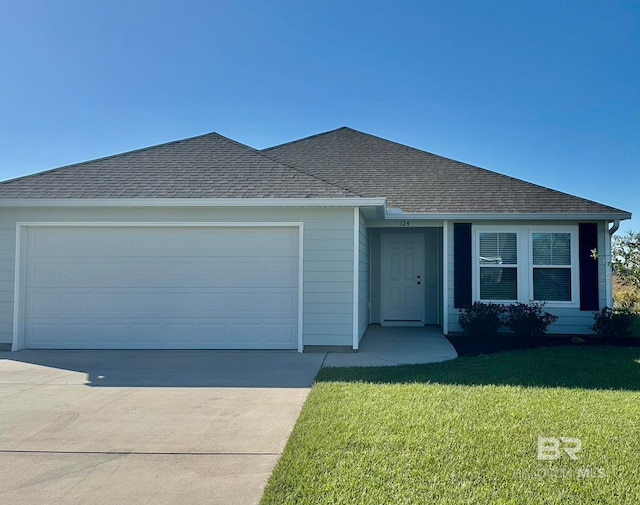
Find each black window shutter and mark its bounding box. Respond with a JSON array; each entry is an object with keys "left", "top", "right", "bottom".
[
  {"left": 579, "top": 223, "right": 599, "bottom": 310},
  {"left": 454, "top": 223, "right": 472, "bottom": 309}
]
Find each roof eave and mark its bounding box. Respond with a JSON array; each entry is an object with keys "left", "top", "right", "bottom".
[
  {"left": 384, "top": 211, "right": 632, "bottom": 221},
  {"left": 0, "top": 197, "right": 388, "bottom": 208}
]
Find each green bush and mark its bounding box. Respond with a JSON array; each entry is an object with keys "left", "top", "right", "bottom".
[
  {"left": 592, "top": 307, "right": 636, "bottom": 342},
  {"left": 458, "top": 302, "right": 505, "bottom": 337},
  {"left": 504, "top": 302, "right": 558, "bottom": 341}
]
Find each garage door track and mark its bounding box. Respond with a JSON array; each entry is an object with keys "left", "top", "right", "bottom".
[{"left": 0, "top": 350, "right": 324, "bottom": 505}]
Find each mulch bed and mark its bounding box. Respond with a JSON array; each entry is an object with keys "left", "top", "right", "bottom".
[{"left": 447, "top": 334, "right": 640, "bottom": 357}]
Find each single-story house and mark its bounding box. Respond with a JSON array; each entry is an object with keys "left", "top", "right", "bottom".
[{"left": 0, "top": 127, "right": 630, "bottom": 351}]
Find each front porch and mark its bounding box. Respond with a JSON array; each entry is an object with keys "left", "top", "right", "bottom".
[{"left": 324, "top": 324, "right": 457, "bottom": 367}]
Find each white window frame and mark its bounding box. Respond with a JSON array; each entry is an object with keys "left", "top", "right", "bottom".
[
  {"left": 474, "top": 228, "right": 522, "bottom": 303},
  {"left": 528, "top": 226, "right": 579, "bottom": 307},
  {"left": 473, "top": 225, "right": 580, "bottom": 308}
]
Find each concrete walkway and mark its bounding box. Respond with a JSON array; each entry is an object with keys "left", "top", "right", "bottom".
[{"left": 323, "top": 325, "right": 458, "bottom": 367}]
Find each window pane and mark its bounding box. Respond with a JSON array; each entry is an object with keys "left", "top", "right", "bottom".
[
  {"left": 533, "top": 268, "right": 571, "bottom": 301},
  {"left": 479, "top": 233, "right": 498, "bottom": 261},
  {"left": 532, "top": 232, "right": 571, "bottom": 265},
  {"left": 532, "top": 233, "right": 551, "bottom": 265},
  {"left": 480, "top": 267, "right": 517, "bottom": 300},
  {"left": 480, "top": 233, "right": 517, "bottom": 265},
  {"left": 551, "top": 233, "right": 571, "bottom": 265}
]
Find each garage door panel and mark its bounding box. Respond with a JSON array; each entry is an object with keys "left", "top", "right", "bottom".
[
  {"left": 23, "top": 226, "right": 299, "bottom": 349},
  {"left": 232, "top": 262, "right": 262, "bottom": 285},
  {"left": 27, "top": 321, "right": 298, "bottom": 350},
  {"left": 197, "top": 262, "right": 232, "bottom": 284},
  {"left": 233, "top": 232, "right": 264, "bottom": 255},
  {"left": 265, "top": 262, "right": 298, "bottom": 285},
  {"left": 28, "top": 288, "right": 299, "bottom": 319},
  {"left": 265, "top": 292, "right": 298, "bottom": 312},
  {"left": 265, "top": 230, "right": 298, "bottom": 256}
]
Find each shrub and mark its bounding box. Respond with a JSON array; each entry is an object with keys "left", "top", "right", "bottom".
[
  {"left": 614, "top": 282, "right": 640, "bottom": 313},
  {"left": 592, "top": 307, "right": 636, "bottom": 342},
  {"left": 504, "top": 302, "right": 558, "bottom": 341},
  {"left": 459, "top": 302, "right": 505, "bottom": 337}
]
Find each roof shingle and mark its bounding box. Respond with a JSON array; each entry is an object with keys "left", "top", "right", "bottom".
[
  {"left": 263, "top": 127, "right": 629, "bottom": 216},
  {"left": 0, "top": 132, "right": 358, "bottom": 199},
  {"left": 0, "top": 127, "right": 629, "bottom": 218}
]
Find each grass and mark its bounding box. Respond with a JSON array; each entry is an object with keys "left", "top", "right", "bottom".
[{"left": 262, "top": 347, "right": 640, "bottom": 505}]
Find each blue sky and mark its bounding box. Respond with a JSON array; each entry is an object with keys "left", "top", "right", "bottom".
[{"left": 1, "top": 1, "right": 638, "bottom": 230}]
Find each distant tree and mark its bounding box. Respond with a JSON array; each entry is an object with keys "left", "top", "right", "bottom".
[{"left": 612, "top": 231, "right": 640, "bottom": 291}]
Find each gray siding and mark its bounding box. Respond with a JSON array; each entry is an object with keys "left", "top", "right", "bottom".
[
  {"left": 358, "top": 212, "right": 369, "bottom": 341},
  {"left": 447, "top": 220, "right": 610, "bottom": 335},
  {"left": 0, "top": 206, "right": 356, "bottom": 347}
]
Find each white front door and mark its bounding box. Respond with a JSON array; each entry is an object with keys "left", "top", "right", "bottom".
[{"left": 380, "top": 233, "right": 425, "bottom": 324}]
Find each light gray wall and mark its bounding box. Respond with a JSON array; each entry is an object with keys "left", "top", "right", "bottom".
[
  {"left": 447, "top": 220, "right": 609, "bottom": 334},
  {"left": 358, "top": 212, "right": 369, "bottom": 341},
  {"left": 370, "top": 227, "right": 442, "bottom": 326},
  {"left": 0, "top": 206, "right": 356, "bottom": 347}
]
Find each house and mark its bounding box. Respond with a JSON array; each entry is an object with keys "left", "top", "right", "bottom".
[{"left": 0, "top": 127, "right": 630, "bottom": 352}]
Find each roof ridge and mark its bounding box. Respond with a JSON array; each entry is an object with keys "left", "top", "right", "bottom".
[
  {"left": 0, "top": 131, "right": 225, "bottom": 186},
  {"left": 261, "top": 126, "right": 350, "bottom": 152}
]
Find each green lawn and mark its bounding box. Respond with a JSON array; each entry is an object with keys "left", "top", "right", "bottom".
[{"left": 262, "top": 347, "right": 640, "bottom": 505}]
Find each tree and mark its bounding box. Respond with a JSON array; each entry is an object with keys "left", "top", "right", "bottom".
[{"left": 612, "top": 231, "right": 640, "bottom": 290}]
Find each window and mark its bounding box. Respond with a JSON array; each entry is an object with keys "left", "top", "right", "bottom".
[
  {"left": 474, "top": 226, "right": 578, "bottom": 306},
  {"left": 478, "top": 232, "right": 518, "bottom": 301},
  {"left": 531, "top": 232, "right": 573, "bottom": 302}
]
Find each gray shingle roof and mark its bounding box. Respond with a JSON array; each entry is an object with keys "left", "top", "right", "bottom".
[
  {"left": 262, "top": 127, "right": 629, "bottom": 216},
  {"left": 0, "top": 127, "right": 629, "bottom": 218},
  {"left": 0, "top": 132, "right": 357, "bottom": 199}
]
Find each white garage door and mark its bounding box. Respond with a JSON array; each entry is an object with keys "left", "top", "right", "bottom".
[{"left": 22, "top": 225, "right": 299, "bottom": 349}]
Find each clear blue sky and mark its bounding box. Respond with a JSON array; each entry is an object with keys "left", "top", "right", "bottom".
[{"left": 1, "top": 1, "right": 638, "bottom": 230}]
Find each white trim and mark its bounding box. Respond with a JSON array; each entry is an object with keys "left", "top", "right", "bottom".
[
  {"left": 472, "top": 224, "right": 580, "bottom": 308},
  {"left": 298, "top": 224, "right": 305, "bottom": 353},
  {"left": 527, "top": 227, "right": 580, "bottom": 308},
  {"left": 11, "top": 226, "right": 24, "bottom": 352},
  {"left": 15, "top": 221, "right": 304, "bottom": 228},
  {"left": 0, "top": 198, "right": 628, "bottom": 221},
  {"left": 367, "top": 220, "right": 444, "bottom": 228},
  {"left": 0, "top": 197, "right": 387, "bottom": 208},
  {"left": 352, "top": 208, "right": 360, "bottom": 350},
  {"left": 442, "top": 221, "right": 449, "bottom": 335},
  {"left": 384, "top": 211, "right": 631, "bottom": 221},
  {"left": 12, "top": 221, "right": 305, "bottom": 353},
  {"left": 604, "top": 221, "right": 613, "bottom": 308},
  {"left": 472, "top": 228, "right": 522, "bottom": 303}
]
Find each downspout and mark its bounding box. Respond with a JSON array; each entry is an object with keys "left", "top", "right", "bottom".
[
  {"left": 605, "top": 220, "right": 620, "bottom": 308},
  {"left": 609, "top": 219, "right": 620, "bottom": 237}
]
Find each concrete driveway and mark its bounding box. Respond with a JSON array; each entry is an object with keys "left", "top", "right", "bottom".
[{"left": 0, "top": 350, "right": 325, "bottom": 505}]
